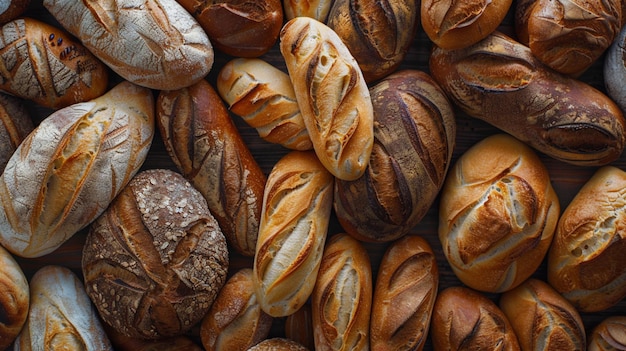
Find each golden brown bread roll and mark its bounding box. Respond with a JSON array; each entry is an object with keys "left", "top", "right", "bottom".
[
  {"left": 283, "top": 0, "right": 333, "bottom": 22},
  {"left": 430, "top": 286, "right": 521, "bottom": 351},
  {"left": 333, "top": 69, "right": 456, "bottom": 242},
  {"left": 15, "top": 265, "right": 113, "bottom": 350},
  {"left": 499, "top": 278, "right": 586, "bottom": 351},
  {"left": 588, "top": 316, "right": 626, "bottom": 351},
  {"left": 326, "top": 0, "right": 420, "bottom": 82},
  {"left": 157, "top": 79, "right": 266, "bottom": 257},
  {"left": 285, "top": 303, "right": 315, "bottom": 351},
  {"left": 430, "top": 31, "right": 626, "bottom": 167},
  {"left": 0, "top": 81, "right": 154, "bottom": 258},
  {"left": 0, "top": 92, "right": 33, "bottom": 172},
  {"left": 253, "top": 150, "right": 334, "bottom": 317},
  {"left": 438, "top": 133, "right": 560, "bottom": 293},
  {"left": 279, "top": 17, "right": 374, "bottom": 181},
  {"left": 0, "top": 244, "right": 28, "bottom": 350},
  {"left": 247, "top": 338, "right": 310, "bottom": 351},
  {"left": 0, "top": 17, "right": 109, "bottom": 109},
  {"left": 421, "top": 0, "right": 512, "bottom": 50},
  {"left": 200, "top": 268, "right": 273, "bottom": 351},
  {"left": 370, "top": 235, "right": 438, "bottom": 351},
  {"left": 312, "top": 233, "right": 372, "bottom": 351},
  {"left": 43, "top": 0, "right": 213, "bottom": 90},
  {"left": 82, "top": 168, "right": 229, "bottom": 339},
  {"left": 217, "top": 58, "right": 312, "bottom": 151},
  {"left": 547, "top": 165, "right": 626, "bottom": 312},
  {"left": 515, "top": 0, "right": 622, "bottom": 76},
  {"left": 605, "top": 24, "right": 626, "bottom": 114}
]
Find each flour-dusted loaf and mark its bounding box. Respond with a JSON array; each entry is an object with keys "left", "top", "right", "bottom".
[
  {"left": 547, "top": 165, "right": 626, "bottom": 312},
  {"left": 82, "top": 168, "right": 229, "bottom": 339},
  {"left": 326, "top": 0, "right": 420, "bottom": 82},
  {"left": 605, "top": 24, "right": 626, "bottom": 114},
  {"left": 217, "top": 58, "right": 312, "bottom": 150},
  {"left": 430, "top": 286, "right": 520, "bottom": 351},
  {"left": 200, "top": 268, "right": 273, "bottom": 351},
  {"left": 0, "top": 92, "right": 32, "bottom": 172},
  {"left": 0, "top": 81, "right": 154, "bottom": 258},
  {"left": 43, "top": 0, "right": 213, "bottom": 90},
  {"left": 370, "top": 235, "right": 438, "bottom": 351},
  {"left": 499, "top": 278, "right": 587, "bottom": 351},
  {"left": 438, "top": 134, "right": 560, "bottom": 293},
  {"left": 334, "top": 69, "right": 456, "bottom": 242},
  {"left": 0, "top": 245, "right": 28, "bottom": 350},
  {"left": 157, "top": 79, "right": 266, "bottom": 257},
  {"left": 312, "top": 233, "right": 372, "bottom": 351},
  {"left": 587, "top": 316, "right": 626, "bottom": 351},
  {"left": 14, "top": 265, "right": 113, "bottom": 350},
  {"left": 515, "top": 0, "right": 622, "bottom": 76},
  {"left": 283, "top": 0, "right": 334, "bottom": 22},
  {"left": 430, "top": 31, "right": 626, "bottom": 166},
  {"left": 280, "top": 17, "right": 374, "bottom": 181},
  {"left": 253, "top": 150, "right": 334, "bottom": 317},
  {"left": 0, "top": 17, "right": 109, "bottom": 109}
]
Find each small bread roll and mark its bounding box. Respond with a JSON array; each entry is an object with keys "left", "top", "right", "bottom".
[
  {"left": 438, "top": 134, "right": 559, "bottom": 293},
  {"left": 547, "top": 165, "right": 626, "bottom": 312},
  {"left": 430, "top": 286, "right": 520, "bottom": 350},
  {"left": 0, "top": 245, "right": 28, "bottom": 350},
  {"left": 370, "top": 235, "right": 438, "bottom": 351},
  {"left": 247, "top": 338, "right": 310, "bottom": 351},
  {"left": 0, "top": 92, "right": 33, "bottom": 172},
  {"left": 421, "top": 0, "right": 512, "bottom": 49},
  {"left": 499, "top": 278, "right": 586, "bottom": 351},
  {"left": 253, "top": 151, "right": 334, "bottom": 317},
  {"left": 280, "top": 17, "right": 374, "bottom": 181},
  {"left": 312, "top": 233, "right": 372, "bottom": 351},
  {"left": 588, "top": 316, "right": 626, "bottom": 351}
]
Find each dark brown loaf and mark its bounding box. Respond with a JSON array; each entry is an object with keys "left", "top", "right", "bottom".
[
  {"left": 0, "top": 245, "right": 29, "bottom": 350},
  {"left": 0, "top": 81, "right": 155, "bottom": 258},
  {"left": 312, "top": 233, "right": 372, "bottom": 351},
  {"left": 430, "top": 286, "right": 520, "bottom": 351},
  {"left": 515, "top": 0, "right": 622, "bottom": 76},
  {"left": 370, "top": 235, "right": 438, "bottom": 351},
  {"left": 0, "top": 92, "right": 33, "bottom": 172},
  {"left": 429, "top": 31, "right": 626, "bottom": 167},
  {"left": 587, "top": 316, "right": 626, "bottom": 351},
  {"left": 326, "top": 0, "right": 420, "bottom": 82},
  {"left": 200, "top": 268, "right": 273, "bottom": 351},
  {"left": 157, "top": 79, "right": 266, "bottom": 257},
  {"left": 438, "top": 134, "right": 560, "bottom": 293},
  {"left": 0, "top": 17, "right": 109, "bottom": 109},
  {"left": 333, "top": 69, "right": 456, "bottom": 242},
  {"left": 547, "top": 165, "right": 626, "bottom": 312},
  {"left": 499, "top": 278, "right": 586, "bottom": 351},
  {"left": 82, "top": 169, "right": 229, "bottom": 339}
]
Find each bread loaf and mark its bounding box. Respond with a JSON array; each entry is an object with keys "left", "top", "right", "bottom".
[
  {"left": 14, "top": 265, "right": 113, "bottom": 350},
  {"left": 333, "top": 69, "right": 456, "bottom": 242},
  {"left": 0, "top": 0, "right": 29, "bottom": 24},
  {"left": 587, "top": 316, "right": 626, "bottom": 351},
  {"left": 326, "top": 0, "right": 420, "bottom": 82},
  {"left": 217, "top": 58, "right": 312, "bottom": 151},
  {"left": 177, "top": 0, "right": 283, "bottom": 57},
  {"left": 438, "top": 133, "right": 559, "bottom": 293},
  {"left": 312, "top": 233, "right": 372, "bottom": 351},
  {"left": 247, "top": 338, "right": 310, "bottom": 351},
  {"left": 515, "top": 0, "right": 622, "bottom": 76},
  {"left": 200, "top": 268, "right": 273, "bottom": 351},
  {"left": 43, "top": 0, "right": 213, "bottom": 90},
  {"left": 0, "top": 92, "right": 33, "bottom": 172},
  {"left": 547, "top": 165, "right": 626, "bottom": 312},
  {"left": 253, "top": 150, "right": 334, "bottom": 317},
  {"left": 370, "top": 235, "right": 438, "bottom": 351},
  {"left": 499, "top": 278, "right": 586, "bottom": 351},
  {"left": 430, "top": 286, "right": 520, "bottom": 351},
  {"left": 157, "top": 79, "right": 266, "bottom": 257},
  {"left": 421, "top": 0, "right": 512, "bottom": 50},
  {"left": 605, "top": 24, "right": 626, "bottom": 114},
  {"left": 82, "top": 168, "right": 229, "bottom": 339},
  {"left": 0, "top": 244, "right": 28, "bottom": 350},
  {"left": 0, "top": 81, "right": 154, "bottom": 258},
  {"left": 430, "top": 31, "right": 626, "bottom": 166},
  {"left": 0, "top": 17, "right": 109, "bottom": 109},
  {"left": 283, "top": 0, "right": 333, "bottom": 22},
  {"left": 280, "top": 17, "right": 374, "bottom": 181}
]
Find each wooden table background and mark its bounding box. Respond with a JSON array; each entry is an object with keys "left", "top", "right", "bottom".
[{"left": 14, "top": 0, "right": 626, "bottom": 349}]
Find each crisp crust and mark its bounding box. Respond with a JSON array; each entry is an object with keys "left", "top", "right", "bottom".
[
  {"left": 588, "top": 316, "right": 626, "bottom": 351},
  {"left": 0, "top": 245, "right": 29, "bottom": 350}
]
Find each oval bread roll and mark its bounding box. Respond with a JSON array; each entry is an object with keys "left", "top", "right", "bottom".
[
  {"left": 0, "top": 92, "right": 33, "bottom": 172},
  {"left": 438, "top": 133, "right": 559, "bottom": 293},
  {"left": 280, "top": 17, "right": 374, "bottom": 181},
  {"left": 0, "top": 244, "right": 29, "bottom": 350},
  {"left": 0, "top": 81, "right": 154, "bottom": 258},
  {"left": 587, "top": 316, "right": 626, "bottom": 351},
  {"left": 43, "top": 0, "right": 213, "bottom": 90}
]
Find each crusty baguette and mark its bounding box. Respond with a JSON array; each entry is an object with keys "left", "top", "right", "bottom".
[{"left": 280, "top": 17, "right": 374, "bottom": 181}]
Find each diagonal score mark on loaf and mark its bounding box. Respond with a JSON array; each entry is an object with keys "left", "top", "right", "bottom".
[{"left": 531, "top": 291, "right": 586, "bottom": 350}]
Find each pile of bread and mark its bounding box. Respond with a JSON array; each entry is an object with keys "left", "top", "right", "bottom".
[{"left": 0, "top": 0, "right": 625, "bottom": 350}]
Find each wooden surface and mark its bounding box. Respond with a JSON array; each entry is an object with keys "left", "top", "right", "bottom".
[{"left": 14, "top": 0, "right": 626, "bottom": 349}]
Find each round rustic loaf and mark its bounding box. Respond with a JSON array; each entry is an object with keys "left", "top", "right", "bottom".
[
  {"left": 82, "top": 168, "right": 229, "bottom": 339},
  {"left": 0, "top": 92, "right": 33, "bottom": 173},
  {"left": 0, "top": 245, "right": 29, "bottom": 350},
  {"left": 438, "top": 133, "right": 560, "bottom": 293}
]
